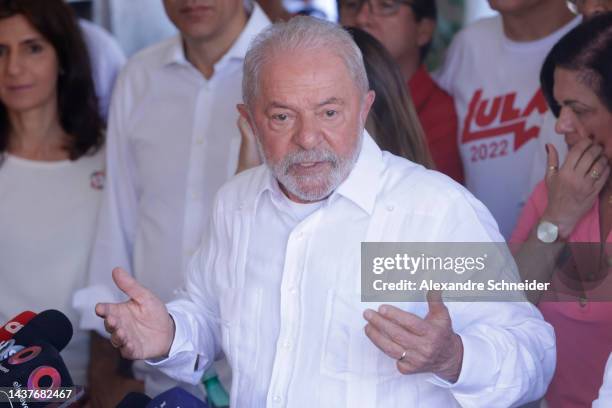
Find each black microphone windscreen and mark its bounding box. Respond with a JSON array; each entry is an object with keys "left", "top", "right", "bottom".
[
  {"left": 14, "top": 310, "right": 73, "bottom": 352},
  {"left": 0, "top": 340, "right": 74, "bottom": 392}
]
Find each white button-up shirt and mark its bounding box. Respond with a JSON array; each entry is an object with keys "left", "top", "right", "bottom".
[
  {"left": 74, "top": 4, "right": 270, "bottom": 327},
  {"left": 151, "top": 134, "right": 556, "bottom": 407}
]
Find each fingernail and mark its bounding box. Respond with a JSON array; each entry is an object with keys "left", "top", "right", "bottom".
[
  {"left": 379, "top": 305, "right": 388, "bottom": 315},
  {"left": 364, "top": 309, "right": 373, "bottom": 320}
]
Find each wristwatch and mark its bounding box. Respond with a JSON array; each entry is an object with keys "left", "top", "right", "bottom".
[{"left": 536, "top": 220, "right": 559, "bottom": 243}]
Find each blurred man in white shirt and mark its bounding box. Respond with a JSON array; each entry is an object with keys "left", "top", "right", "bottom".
[{"left": 73, "top": 0, "right": 270, "bottom": 405}]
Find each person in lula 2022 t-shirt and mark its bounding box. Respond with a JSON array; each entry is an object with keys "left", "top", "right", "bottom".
[{"left": 435, "top": 0, "right": 580, "bottom": 238}]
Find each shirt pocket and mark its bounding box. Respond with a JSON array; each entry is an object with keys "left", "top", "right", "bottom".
[
  {"left": 320, "top": 289, "right": 402, "bottom": 382},
  {"left": 217, "top": 286, "right": 262, "bottom": 396}
]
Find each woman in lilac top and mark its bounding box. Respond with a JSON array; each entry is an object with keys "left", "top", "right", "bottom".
[{"left": 511, "top": 13, "right": 612, "bottom": 407}]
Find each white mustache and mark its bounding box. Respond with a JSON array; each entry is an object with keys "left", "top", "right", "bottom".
[{"left": 281, "top": 149, "right": 338, "bottom": 172}]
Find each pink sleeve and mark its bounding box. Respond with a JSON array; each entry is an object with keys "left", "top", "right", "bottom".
[{"left": 510, "top": 181, "right": 548, "bottom": 244}]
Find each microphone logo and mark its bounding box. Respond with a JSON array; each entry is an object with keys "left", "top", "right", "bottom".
[
  {"left": 3, "top": 321, "right": 24, "bottom": 335},
  {"left": 0, "top": 340, "right": 24, "bottom": 362},
  {"left": 8, "top": 346, "right": 42, "bottom": 365},
  {"left": 27, "top": 366, "right": 61, "bottom": 389}
]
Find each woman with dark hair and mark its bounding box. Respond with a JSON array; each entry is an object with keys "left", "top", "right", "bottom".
[
  {"left": 236, "top": 26, "right": 434, "bottom": 172},
  {"left": 511, "top": 12, "right": 612, "bottom": 406},
  {"left": 347, "top": 26, "right": 433, "bottom": 168},
  {"left": 0, "top": 0, "right": 104, "bottom": 386}
]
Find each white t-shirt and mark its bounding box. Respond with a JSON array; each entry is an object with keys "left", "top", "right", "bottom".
[
  {"left": 435, "top": 15, "right": 580, "bottom": 239},
  {"left": 0, "top": 149, "right": 105, "bottom": 385}
]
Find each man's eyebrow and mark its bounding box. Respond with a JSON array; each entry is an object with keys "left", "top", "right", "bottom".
[
  {"left": 267, "top": 101, "right": 293, "bottom": 110},
  {"left": 265, "top": 98, "right": 345, "bottom": 111},
  {"left": 316, "top": 97, "right": 345, "bottom": 107}
]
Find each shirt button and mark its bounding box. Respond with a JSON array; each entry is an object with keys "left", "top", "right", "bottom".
[
  {"left": 387, "top": 204, "right": 395, "bottom": 212},
  {"left": 289, "top": 287, "right": 297, "bottom": 295},
  {"left": 273, "top": 395, "right": 282, "bottom": 403},
  {"left": 282, "top": 341, "right": 292, "bottom": 349}
]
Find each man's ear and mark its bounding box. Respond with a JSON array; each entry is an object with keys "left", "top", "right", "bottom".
[{"left": 416, "top": 18, "right": 435, "bottom": 49}]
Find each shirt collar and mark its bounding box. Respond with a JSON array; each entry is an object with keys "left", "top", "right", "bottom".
[
  {"left": 161, "top": 3, "right": 270, "bottom": 68},
  {"left": 256, "top": 130, "right": 384, "bottom": 215},
  {"left": 161, "top": 35, "right": 188, "bottom": 67},
  {"left": 222, "top": 3, "right": 270, "bottom": 63},
  {"left": 333, "top": 131, "right": 383, "bottom": 215}
]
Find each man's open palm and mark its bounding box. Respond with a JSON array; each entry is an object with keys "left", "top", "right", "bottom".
[{"left": 95, "top": 268, "right": 175, "bottom": 360}]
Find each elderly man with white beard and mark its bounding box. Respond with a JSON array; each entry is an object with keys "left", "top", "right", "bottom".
[{"left": 95, "top": 17, "right": 555, "bottom": 407}]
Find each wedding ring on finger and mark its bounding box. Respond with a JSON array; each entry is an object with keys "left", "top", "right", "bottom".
[
  {"left": 548, "top": 165, "right": 558, "bottom": 173},
  {"left": 590, "top": 169, "right": 601, "bottom": 179},
  {"left": 398, "top": 350, "right": 407, "bottom": 362}
]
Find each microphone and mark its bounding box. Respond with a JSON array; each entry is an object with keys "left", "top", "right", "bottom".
[
  {"left": 146, "top": 387, "right": 209, "bottom": 408},
  {"left": 13, "top": 310, "right": 73, "bottom": 352},
  {"left": 0, "top": 310, "right": 75, "bottom": 407},
  {"left": 0, "top": 311, "right": 37, "bottom": 362},
  {"left": 0, "top": 311, "right": 37, "bottom": 342},
  {"left": 116, "top": 392, "right": 152, "bottom": 408}
]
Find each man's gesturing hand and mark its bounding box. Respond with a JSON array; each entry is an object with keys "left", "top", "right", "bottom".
[
  {"left": 363, "top": 291, "right": 463, "bottom": 383},
  {"left": 95, "top": 267, "right": 175, "bottom": 360}
]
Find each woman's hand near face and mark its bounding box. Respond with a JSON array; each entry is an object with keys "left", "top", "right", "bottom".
[
  {"left": 543, "top": 139, "right": 610, "bottom": 238},
  {"left": 236, "top": 116, "right": 263, "bottom": 174}
]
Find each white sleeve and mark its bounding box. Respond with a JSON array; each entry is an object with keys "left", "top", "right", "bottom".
[
  {"left": 73, "top": 67, "right": 140, "bottom": 336},
  {"left": 429, "top": 302, "right": 556, "bottom": 407},
  {"left": 146, "top": 199, "right": 225, "bottom": 384},
  {"left": 426, "top": 189, "right": 556, "bottom": 407},
  {"left": 594, "top": 353, "right": 612, "bottom": 408}
]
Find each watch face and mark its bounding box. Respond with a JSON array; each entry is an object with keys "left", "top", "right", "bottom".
[{"left": 537, "top": 221, "right": 559, "bottom": 243}]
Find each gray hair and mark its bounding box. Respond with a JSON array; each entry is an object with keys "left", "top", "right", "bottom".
[{"left": 242, "top": 16, "right": 369, "bottom": 108}]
